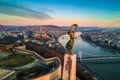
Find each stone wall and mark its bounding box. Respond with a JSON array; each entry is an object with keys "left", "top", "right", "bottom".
[
  {"left": 31, "top": 58, "right": 61, "bottom": 80},
  {"left": 0, "top": 44, "right": 11, "bottom": 52}
]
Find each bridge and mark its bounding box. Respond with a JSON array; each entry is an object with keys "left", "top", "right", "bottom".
[
  {"left": 77, "top": 51, "right": 120, "bottom": 61},
  {"left": 82, "top": 56, "right": 120, "bottom": 60},
  {"left": 76, "top": 51, "right": 120, "bottom": 80}
]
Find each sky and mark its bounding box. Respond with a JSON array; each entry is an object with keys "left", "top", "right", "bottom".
[{"left": 0, "top": 0, "right": 120, "bottom": 27}]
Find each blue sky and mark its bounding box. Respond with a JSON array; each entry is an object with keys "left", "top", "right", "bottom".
[{"left": 0, "top": 0, "right": 120, "bottom": 27}]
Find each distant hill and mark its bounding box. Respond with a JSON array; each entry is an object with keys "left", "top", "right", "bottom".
[
  {"left": 0, "top": 24, "right": 8, "bottom": 30},
  {"left": 0, "top": 24, "right": 7, "bottom": 27},
  {"left": 0, "top": 24, "right": 63, "bottom": 31},
  {"left": 77, "top": 27, "right": 104, "bottom": 31},
  {"left": 33, "top": 25, "right": 61, "bottom": 29}
]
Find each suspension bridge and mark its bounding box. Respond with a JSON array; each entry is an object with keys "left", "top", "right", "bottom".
[{"left": 77, "top": 51, "right": 120, "bottom": 61}]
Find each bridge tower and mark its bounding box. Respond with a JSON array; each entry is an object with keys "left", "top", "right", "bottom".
[{"left": 78, "top": 51, "right": 82, "bottom": 61}]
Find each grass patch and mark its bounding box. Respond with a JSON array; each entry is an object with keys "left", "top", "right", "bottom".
[{"left": 0, "top": 53, "right": 34, "bottom": 67}]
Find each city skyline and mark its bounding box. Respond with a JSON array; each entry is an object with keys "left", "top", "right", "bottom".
[{"left": 0, "top": 0, "right": 120, "bottom": 27}]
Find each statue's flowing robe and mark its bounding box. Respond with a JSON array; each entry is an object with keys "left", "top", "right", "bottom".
[{"left": 66, "top": 29, "right": 75, "bottom": 54}]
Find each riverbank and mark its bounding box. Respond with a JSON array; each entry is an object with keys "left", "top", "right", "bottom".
[{"left": 80, "top": 33, "right": 120, "bottom": 53}]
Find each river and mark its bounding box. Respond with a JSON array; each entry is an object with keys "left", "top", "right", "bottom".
[{"left": 58, "top": 32, "right": 120, "bottom": 80}]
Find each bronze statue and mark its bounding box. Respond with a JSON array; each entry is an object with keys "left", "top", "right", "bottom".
[{"left": 66, "top": 24, "right": 78, "bottom": 55}]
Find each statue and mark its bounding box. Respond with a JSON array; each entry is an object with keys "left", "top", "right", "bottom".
[{"left": 66, "top": 24, "right": 78, "bottom": 55}]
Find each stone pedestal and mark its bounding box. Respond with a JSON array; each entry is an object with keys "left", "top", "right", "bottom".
[{"left": 62, "top": 54, "right": 76, "bottom": 80}]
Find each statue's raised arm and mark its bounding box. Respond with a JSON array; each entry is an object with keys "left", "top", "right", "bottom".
[{"left": 66, "top": 24, "right": 78, "bottom": 55}]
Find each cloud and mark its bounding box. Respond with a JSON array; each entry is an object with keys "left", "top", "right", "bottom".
[
  {"left": 117, "top": 12, "right": 120, "bottom": 17},
  {"left": 113, "top": 11, "right": 120, "bottom": 18},
  {"left": 0, "top": 1, "right": 52, "bottom": 20},
  {"left": 110, "top": 21, "right": 120, "bottom": 27},
  {"left": 112, "top": 21, "right": 120, "bottom": 24}
]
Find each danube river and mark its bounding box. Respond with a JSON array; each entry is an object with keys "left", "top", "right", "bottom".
[{"left": 58, "top": 32, "right": 120, "bottom": 80}]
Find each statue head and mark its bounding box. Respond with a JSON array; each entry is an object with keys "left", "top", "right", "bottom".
[
  {"left": 72, "top": 24, "right": 78, "bottom": 27},
  {"left": 71, "top": 24, "right": 78, "bottom": 30}
]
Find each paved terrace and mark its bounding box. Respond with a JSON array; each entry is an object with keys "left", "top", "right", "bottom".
[
  {"left": 14, "top": 47, "right": 61, "bottom": 79},
  {"left": 0, "top": 68, "right": 15, "bottom": 80}
]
